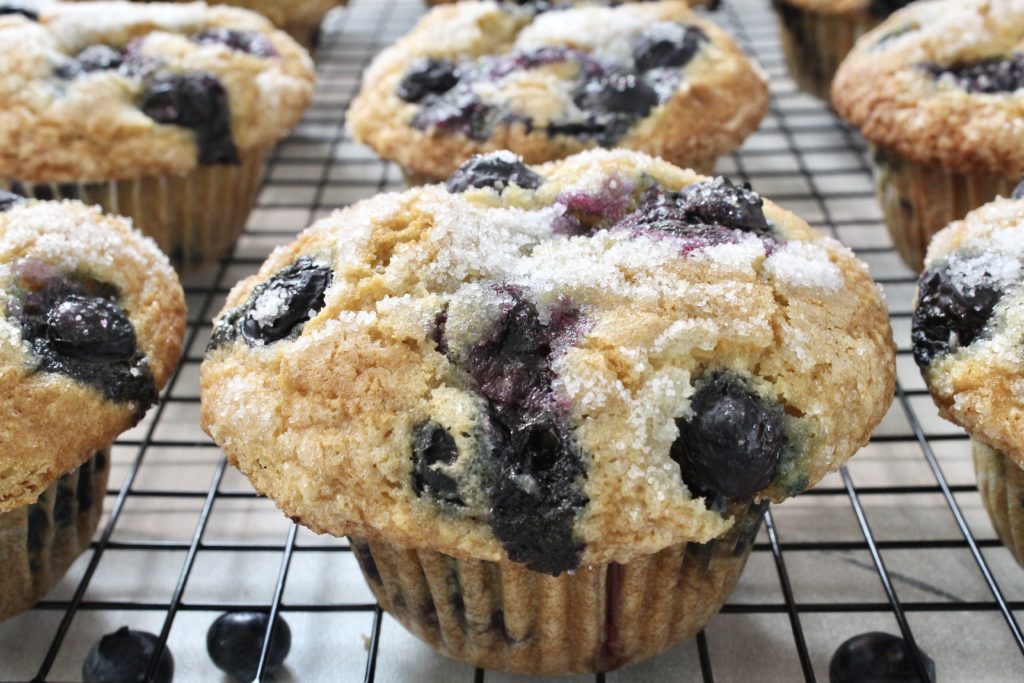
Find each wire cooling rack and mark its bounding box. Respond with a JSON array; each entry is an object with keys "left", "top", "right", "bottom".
[{"left": 4, "top": 0, "right": 1024, "bottom": 680}]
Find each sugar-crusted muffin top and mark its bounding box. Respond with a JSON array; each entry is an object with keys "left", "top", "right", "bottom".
[
  {"left": 200, "top": 149, "right": 895, "bottom": 573},
  {"left": 0, "top": 0, "right": 314, "bottom": 182},
  {"left": 65, "top": 0, "right": 345, "bottom": 32},
  {"left": 347, "top": 0, "right": 767, "bottom": 182},
  {"left": 0, "top": 194, "right": 186, "bottom": 511},
  {"left": 833, "top": 0, "right": 1024, "bottom": 175},
  {"left": 913, "top": 190, "right": 1024, "bottom": 467}
]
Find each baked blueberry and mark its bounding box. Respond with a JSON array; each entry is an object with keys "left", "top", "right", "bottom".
[
  {"left": 0, "top": 4, "right": 36, "bottom": 20},
  {"left": 56, "top": 45, "right": 123, "bottom": 79},
  {"left": 46, "top": 295, "right": 136, "bottom": 362},
  {"left": 911, "top": 256, "right": 1006, "bottom": 367},
  {"left": 412, "top": 421, "right": 463, "bottom": 505},
  {"left": 14, "top": 274, "right": 157, "bottom": 411},
  {"left": 618, "top": 179, "right": 773, "bottom": 240},
  {"left": 397, "top": 58, "right": 459, "bottom": 103},
  {"left": 925, "top": 55, "right": 1024, "bottom": 94},
  {"left": 0, "top": 188, "right": 24, "bottom": 211},
  {"left": 445, "top": 153, "right": 544, "bottom": 193},
  {"left": 829, "top": 632, "right": 935, "bottom": 683},
  {"left": 140, "top": 72, "right": 239, "bottom": 165},
  {"left": 671, "top": 373, "right": 786, "bottom": 501},
  {"left": 577, "top": 72, "right": 659, "bottom": 117},
  {"left": 240, "top": 258, "right": 333, "bottom": 346},
  {"left": 463, "top": 290, "right": 588, "bottom": 575},
  {"left": 411, "top": 86, "right": 495, "bottom": 140},
  {"left": 81, "top": 627, "right": 174, "bottom": 683},
  {"left": 633, "top": 24, "right": 706, "bottom": 72},
  {"left": 207, "top": 611, "right": 291, "bottom": 682},
  {"left": 192, "top": 28, "right": 277, "bottom": 58}
]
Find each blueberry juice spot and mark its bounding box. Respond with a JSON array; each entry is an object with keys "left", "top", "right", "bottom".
[
  {"left": 465, "top": 289, "right": 588, "bottom": 575},
  {"left": 925, "top": 55, "right": 1024, "bottom": 94},
  {"left": 632, "top": 24, "right": 707, "bottom": 72},
  {"left": 412, "top": 421, "right": 463, "bottom": 505},
  {"left": 140, "top": 72, "right": 239, "bottom": 165},
  {"left": 397, "top": 58, "right": 459, "bottom": 103},
  {"left": 192, "top": 28, "right": 277, "bottom": 58},
  {"left": 13, "top": 273, "right": 157, "bottom": 413},
  {"left": 209, "top": 257, "right": 333, "bottom": 349},
  {"left": 445, "top": 152, "right": 544, "bottom": 193},
  {"left": 911, "top": 253, "right": 1012, "bottom": 367},
  {"left": 551, "top": 174, "right": 637, "bottom": 236},
  {"left": 670, "top": 372, "right": 786, "bottom": 503}
]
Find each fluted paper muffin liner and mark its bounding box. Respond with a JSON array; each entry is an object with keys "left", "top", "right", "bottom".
[
  {"left": 0, "top": 449, "right": 110, "bottom": 622},
  {"left": 772, "top": 0, "right": 881, "bottom": 100},
  {"left": 871, "top": 145, "right": 1017, "bottom": 272},
  {"left": 973, "top": 440, "right": 1024, "bottom": 568},
  {"left": 348, "top": 501, "right": 764, "bottom": 675},
  {"left": 1, "top": 148, "right": 267, "bottom": 270}
]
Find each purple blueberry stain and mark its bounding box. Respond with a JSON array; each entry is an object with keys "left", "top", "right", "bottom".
[
  {"left": 140, "top": 72, "right": 239, "bottom": 165},
  {"left": 552, "top": 173, "right": 638, "bottom": 236},
  {"left": 192, "top": 28, "right": 277, "bottom": 58},
  {"left": 10, "top": 263, "right": 156, "bottom": 415}
]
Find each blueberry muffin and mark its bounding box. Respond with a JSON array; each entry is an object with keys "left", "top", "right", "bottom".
[
  {"left": 832, "top": 0, "right": 1024, "bottom": 272},
  {"left": 0, "top": 1, "right": 315, "bottom": 267},
  {"left": 771, "top": 0, "right": 915, "bottom": 99},
  {"left": 200, "top": 149, "right": 895, "bottom": 674},
  {"left": 0, "top": 193, "right": 186, "bottom": 621},
  {"left": 68, "top": 0, "right": 346, "bottom": 50},
  {"left": 424, "top": 0, "right": 722, "bottom": 7},
  {"left": 911, "top": 190, "right": 1024, "bottom": 566},
  {"left": 347, "top": 1, "right": 768, "bottom": 184}
]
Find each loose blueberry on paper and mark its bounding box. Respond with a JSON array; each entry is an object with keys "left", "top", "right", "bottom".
[
  {"left": 207, "top": 611, "right": 291, "bottom": 682},
  {"left": 829, "top": 632, "right": 935, "bottom": 683},
  {"left": 81, "top": 627, "right": 174, "bottom": 683}
]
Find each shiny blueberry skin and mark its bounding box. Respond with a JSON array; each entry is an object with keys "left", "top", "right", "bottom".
[
  {"left": 671, "top": 373, "right": 786, "bottom": 501},
  {"left": 192, "top": 28, "right": 277, "bottom": 58},
  {"left": 829, "top": 632, "right": 936, "bottom": 683},
  {"left": 925, "top": 55, "right": 1024, "bottom": 94},
  {"left": 0, "top": 188, "right": 24, "bottom": 211},
  {"left": 412, "top": 421, "right": 463, "bottom": 505},
  {"left": 911, "top": 258, "right": 1004, "bottom": 368},
  {"left": 632, "top": 25, "right": 706, "bottom": 72},
  {"left": 577, "top": 72, "right": 659, "bottom": 117},
  {"left": 208, "top": 257, "right": 333, "bottom": 349},
  {"left": 81, "top": 627, "right": 173, "bottom": 683},
  {"left": 140, "top": 72, "right": 239, "bottom": 165},
  {"left": 397, "top": 58, "right": 460, "bottom": 103},
  {"left": 207, "top": 611, "right": 291, "bottom": 682},
  {"left": 445, "top": 153, "right": 544, "bottom": 193},
  {"left": 15, "top": 274, "right": 156, "bottom": 411}
]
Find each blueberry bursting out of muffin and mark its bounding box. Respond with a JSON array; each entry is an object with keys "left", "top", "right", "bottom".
[
  {"left": 52, "top": 29, "right": 279, "bottom": 166},
  {"left": 6, "top": 263, "right": 156, "bottom": 418}
]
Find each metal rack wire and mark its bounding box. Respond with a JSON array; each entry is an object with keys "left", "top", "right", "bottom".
[{"left": 3, "top": 0, "right": 1024, "bottom": 680}]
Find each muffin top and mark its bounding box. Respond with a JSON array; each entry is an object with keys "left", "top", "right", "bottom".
[
  {"left": 66, "top": 0, "right": 344, "bottom": 30},
  {"left": 347, "top": 1, "right": 767, "bottom": 182},
  {"left": 774, "top": 0, "right": 913, "bottom": 15},
  {"left": 833, "top": 0, "right": 1024, "bottom": 175},
  {"left": 0, "top": 193, "right": 186, "bottom": 512},
  {"left": 912, "top": 189, "right": 1024, "bottom": 467},
  {"left": 201, "top": 149, "right": 894, "bottom": 574},
  {"left": 0, "top": 0, "right": 315, "bottom": 182}
]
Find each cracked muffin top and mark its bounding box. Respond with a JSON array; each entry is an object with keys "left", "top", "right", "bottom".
[
  {"left": 0, "top": 193, "right": 186, "bottom": 511},
  {"left": 347, "top": 0, "right": 767, "bottom": 182},
  {"left": 913, "top": 189, "right": 1024, "bottom": 466},
  {"left": 200, "top": 149, "right": 895, "bottom": 575},
  {"left": 0, "top": 0, "right": 314, "bottom": 182},
  {"left": 833, "top": 0, "right": 1024, "bottom": 175}
]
